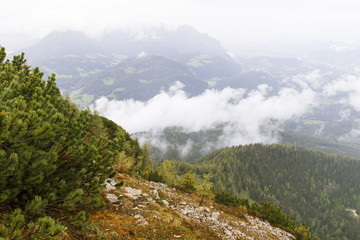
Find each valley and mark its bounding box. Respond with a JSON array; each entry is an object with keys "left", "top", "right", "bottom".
[{"left": 3, "top": 25, "right": 360, "bottom": 239}]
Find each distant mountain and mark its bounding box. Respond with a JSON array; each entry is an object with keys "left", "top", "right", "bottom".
[
  {"left": 15, "top": 26, "right": 230, "bottom": 97},
  {"left": 23, "top": 31, "right": 103, "bottom": 61},
  {"left": 70, "top": 55, "right": 208, "bottom": 104},
  {"left": 20, "top": 31, "right": 111, "bottom": 90},
  {"left": 21, "top": 25, "right": 228, "bottom": 65},
  {"left": 100, "top": 25, "right": 228, "bottom": 58},
  {"left": 16, "top": 29, "right": 360, "bottom": 146}
]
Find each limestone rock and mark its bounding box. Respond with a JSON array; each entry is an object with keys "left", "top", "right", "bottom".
[
  {"left": 212, "top": 212, "right": 220, "bottom": 220},
  {"left": 149, "top": 189, "right": 159, "bottom": 199},
  {"left": 106, "top": 193, "right": 119, "bottom": 204},
  {"left": 105, "top": 178, "right": 116, "bottom": 190},
  {"left": 124, "top": 187, "right": 142, "bottom": 199},
  {"left": 118, "top": 176, "right": 296, "bottom": 240},
  {"left": 162, "top": 199, "right": 170, "bottom": 207}
]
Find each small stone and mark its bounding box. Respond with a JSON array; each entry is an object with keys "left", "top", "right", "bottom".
[
  {"left": 224, "top": 229, "right": 233, "bottom": 237},
  {"left": 212, "top": 212, "right": 220, "bottom": 220},
  {"left": 149, "top": 189, "right": 159, "bottom": 199},
  {"left": 162, "top": 200, "right": 169, "bottom": 207},
  {"left": 134, "top": 215, "right": 148, "bottom": 226},
  {"left": 105, "top": 178, "right": 116, "bottom": 190},
  {"left": 196, "top": 207, "right": 204, "bottom": 212},
  {"left": 182, "top": 209, "right": 192, "bottom": 215},
  {"left": 124, "top": 187, "right": 142, "bottom": 199},
  {"left": 106, "top": 193, "right": 119, "bottom": 203},
  {"left": 179, "top": 201, "right": 187, "bottom": 205}
]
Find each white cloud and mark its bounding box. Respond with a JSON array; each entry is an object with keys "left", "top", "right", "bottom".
[
  {"left": 93, "top": 81, "right": 316, "bottom": 146},
  {"left": 339, "top": 109, "right": 352, "bottom": 121},
  {"left": 92, "top": 70, "right": 360, "bottom": 152},
  {"left": 136, "top": 51, "right": 149, "bottom": 59},
  {"left": 322, "top": 74, "right": 360, "bottom": 111},
  {"left": 284, "top": 70, "right": 330, "bottom": 90},
  {"left": 338, "top": 120, "right": 360, "bottom": 142},
  {"left": 285, "top": 71, "right": 360, "bottom": 112}
]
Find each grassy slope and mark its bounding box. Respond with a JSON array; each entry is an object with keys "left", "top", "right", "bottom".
[{"left": 66, "top": 174, "right": 295, "bottom": 240}]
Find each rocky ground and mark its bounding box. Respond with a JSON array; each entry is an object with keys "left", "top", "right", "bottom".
[{"left": 101, "top": 174, "right": 295, "bottom": 240}]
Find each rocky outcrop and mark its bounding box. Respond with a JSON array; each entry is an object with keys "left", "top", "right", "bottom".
[
  {"left": 124, "top": 187, "right": 142, "bottom": 199},
  {"left": 167, "top": 199, "right": 294, "bottom": 240},
  {"left": 105, "top": 178, "right": 295, "bottom": 240}
]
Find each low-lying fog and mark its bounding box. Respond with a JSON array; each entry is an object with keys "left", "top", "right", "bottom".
[{"left": 93, "top": 71, "right": 360, "bottom": 150}]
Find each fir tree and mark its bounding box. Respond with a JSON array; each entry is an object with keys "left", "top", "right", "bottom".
[
  {"left": 196, "top": 172, "right": 215, "bottom": 206},
  {"left": 181, "top": 171, "right": 196, "bottom": 191}
]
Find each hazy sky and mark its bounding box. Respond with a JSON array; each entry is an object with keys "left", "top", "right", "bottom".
[{"left": 2, "top": 0, "right": 360, "bottom": 50}]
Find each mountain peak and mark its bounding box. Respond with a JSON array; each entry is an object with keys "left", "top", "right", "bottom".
[{"left": 100, "top": 25, "right": 228, "bottom": 58}]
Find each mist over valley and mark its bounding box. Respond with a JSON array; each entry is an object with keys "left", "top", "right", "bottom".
[
  {"left": 3, "top": 2, "right": 360, "bottom": 238},
  {"left": 9, "top": 27, "right": 360, "bottom": 160}
]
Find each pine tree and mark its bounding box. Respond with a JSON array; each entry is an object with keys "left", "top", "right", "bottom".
[{"left": 0, "top": 47, "right": 140, "bottom": 237}]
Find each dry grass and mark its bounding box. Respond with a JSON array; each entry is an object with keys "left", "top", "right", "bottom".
[{"left": 61, "top": 174, "right": 293, "bottom": 240}]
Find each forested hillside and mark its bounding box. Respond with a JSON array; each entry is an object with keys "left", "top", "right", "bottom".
[
  {"left": 170, "top": 144, "right": 360, "bottom": 239},
  {"left": 136, "top": 126, "right": 360, "bottom": 164}
]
